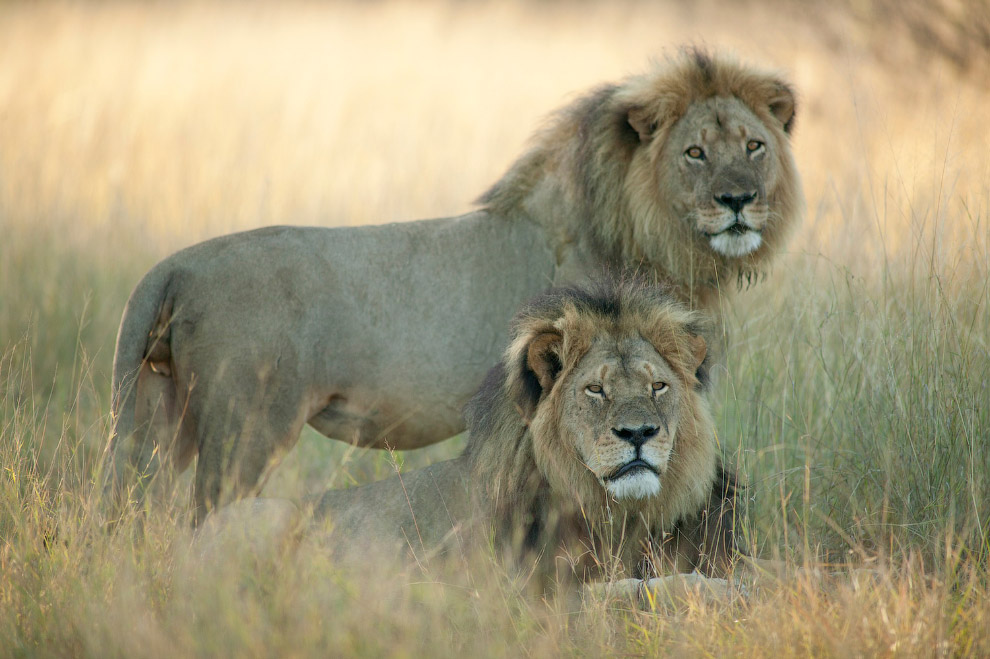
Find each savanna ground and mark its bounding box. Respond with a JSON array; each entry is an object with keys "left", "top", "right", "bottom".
[{"left": 1, "top": 1, "right": 989, "bottom": 655}]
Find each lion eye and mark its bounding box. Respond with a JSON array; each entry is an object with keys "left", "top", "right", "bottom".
[
  {"left": 585, "top": 384, "right": 605, "bottom": 397},
  {"left": 651, "top": 382, "right": 669, "bottom": 395},
  {"left": 746, "top": 140, "right": 765, "bottom": 154},
  {"left": 684, "top": 146, "right": 706, "bottom": 161}
]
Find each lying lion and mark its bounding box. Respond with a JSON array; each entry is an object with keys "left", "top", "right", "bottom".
[
  {"left": 107, "top": 48, "right": 802, "bottom": 522},
  {"left": 198, "top": 279, "right": 741, "bottom": 600}
]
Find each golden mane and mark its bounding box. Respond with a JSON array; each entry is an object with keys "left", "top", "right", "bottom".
[{"left": 480, "top": 48, "right": 802, "bottom": 301}]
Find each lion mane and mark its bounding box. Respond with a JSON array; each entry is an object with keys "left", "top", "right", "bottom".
[
  {"left": 482, "top": 47, "right": 802, "bottom": 303},
  {"left": 462, "top": 279, "right": 737, "bottom": 582}
]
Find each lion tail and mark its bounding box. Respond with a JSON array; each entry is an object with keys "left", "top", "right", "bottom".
[{"left": 103, "top": 261, "right": 176, "bottom": 500}]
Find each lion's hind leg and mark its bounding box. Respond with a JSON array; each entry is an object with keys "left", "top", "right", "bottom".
[
  {"left": 110, "top": 363, "right": 197, "bottom": 513},
  {"left": 190, "top": 372, "right": 312, "bottom": 526}
]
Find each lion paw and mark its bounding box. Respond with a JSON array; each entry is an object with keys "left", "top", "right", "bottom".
[{"left": 587, "top": 573, "right": 733, "bottom": 611}]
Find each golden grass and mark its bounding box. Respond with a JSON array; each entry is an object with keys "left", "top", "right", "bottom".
[{"left": 1, "top": 1, "right": 989, "bottom": 655}]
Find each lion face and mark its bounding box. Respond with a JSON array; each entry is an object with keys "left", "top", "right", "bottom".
[
  {"left": 466, "top": 279, "right": 720, "bottom": 562},
  {"left": 561, "top": 336, "right": 685, "bottom": 501},
  {"left": 663, "top": 96, "right": 780, "bottom": 259},
  {"left": 480, "top": 50, "right": 801, "bottom": 303},
  {"left": 511, "top": 285, "right": 712, "bottom": 511}
]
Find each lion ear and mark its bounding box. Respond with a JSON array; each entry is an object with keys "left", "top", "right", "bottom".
[
  {"left": 627, "top": 106, "right": 659, "bottom": 142},
  {"left": 506, "top": 326, "right": 564, "bottom": 421},
  {"left": 766, "top": 82, "right": 797, "bottom": 134},
  {"left": 526, "top": 331, "right": 564, "bottom": 392},
  {"left": 681, "top": 332, "right": 711, "bottom": 391},
  {"left": 686, "top": 334, "right": 707, "bottom": 372}
]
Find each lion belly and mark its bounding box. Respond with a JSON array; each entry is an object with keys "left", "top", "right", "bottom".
[{"left": 165, "top": 213, "right": 554, "bottom": 448}]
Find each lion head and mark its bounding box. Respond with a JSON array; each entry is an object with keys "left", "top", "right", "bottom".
[
  {"left": 464, "top": 279, "right": 721, "bottom": 580},
  {"left": 481, "top": 48, "right": 802, "bottom": 305}
]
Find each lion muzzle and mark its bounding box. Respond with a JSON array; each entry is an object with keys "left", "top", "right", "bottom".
[
  {"left": 714, "top": 191, "right": 757, "bottom": 214},
  {"left": 605, "top": 458, "right": 659, "bottom": 482}
]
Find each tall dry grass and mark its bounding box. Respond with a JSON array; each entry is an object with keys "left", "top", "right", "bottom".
[{"left": 1, "top": 1, "right": 989, "bottom": 655}]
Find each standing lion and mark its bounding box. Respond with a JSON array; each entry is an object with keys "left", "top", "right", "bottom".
[{"left": 106, "top": 49, "right": 802, "bottom": 522}]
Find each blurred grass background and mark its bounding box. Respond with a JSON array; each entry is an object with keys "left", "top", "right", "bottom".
[{"left": 1, "top": 0, "right": 989, "bottom": 654}]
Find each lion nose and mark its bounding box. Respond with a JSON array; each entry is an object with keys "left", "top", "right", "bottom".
[
  {"left": 612, "top": 424, "right": 659, "bottom": 447},
  {"left": 714, "top": 192, "right": 757, "bottom": 214}
]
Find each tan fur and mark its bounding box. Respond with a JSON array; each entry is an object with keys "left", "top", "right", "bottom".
[
  {"left": 106, "top": 49, "right": 800, "bottom": 522},
  {"left": 302, "top": 280, "right": 732, "bottom": 589}
]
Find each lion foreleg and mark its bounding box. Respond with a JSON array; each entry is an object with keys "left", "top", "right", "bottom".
[
  {"left": 728, "top": 555, "right": 872, "bottom": 593},
  {"left": 191, "top": 379, "right": 310, "bottom": 526},
  {"left": 586, "top": 573, "right": 732, "bottom": 610}
]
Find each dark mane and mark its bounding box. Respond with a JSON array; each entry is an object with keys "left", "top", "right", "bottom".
[{"left": 461, "top": 278, "right": 733, "bottom": 584}]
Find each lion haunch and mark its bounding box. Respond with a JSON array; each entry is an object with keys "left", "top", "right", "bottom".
[{"left": 106, "top": 49, "right": 801, "bottom": 522}]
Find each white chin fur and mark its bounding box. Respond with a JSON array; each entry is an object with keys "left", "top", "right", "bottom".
[
  {"left": 709, "top": 230, "right": 762, "bottom": 257},
  {"left": 604, "top": 471, "right": 661, "bottom": 501}
]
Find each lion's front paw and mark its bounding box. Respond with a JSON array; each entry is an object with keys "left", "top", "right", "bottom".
[
  {"left": 586, "top": 573, "right": 732, "bottom": 611},
  {"left": 640, "top": 572, "right": 730, "bottom": 609}
]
